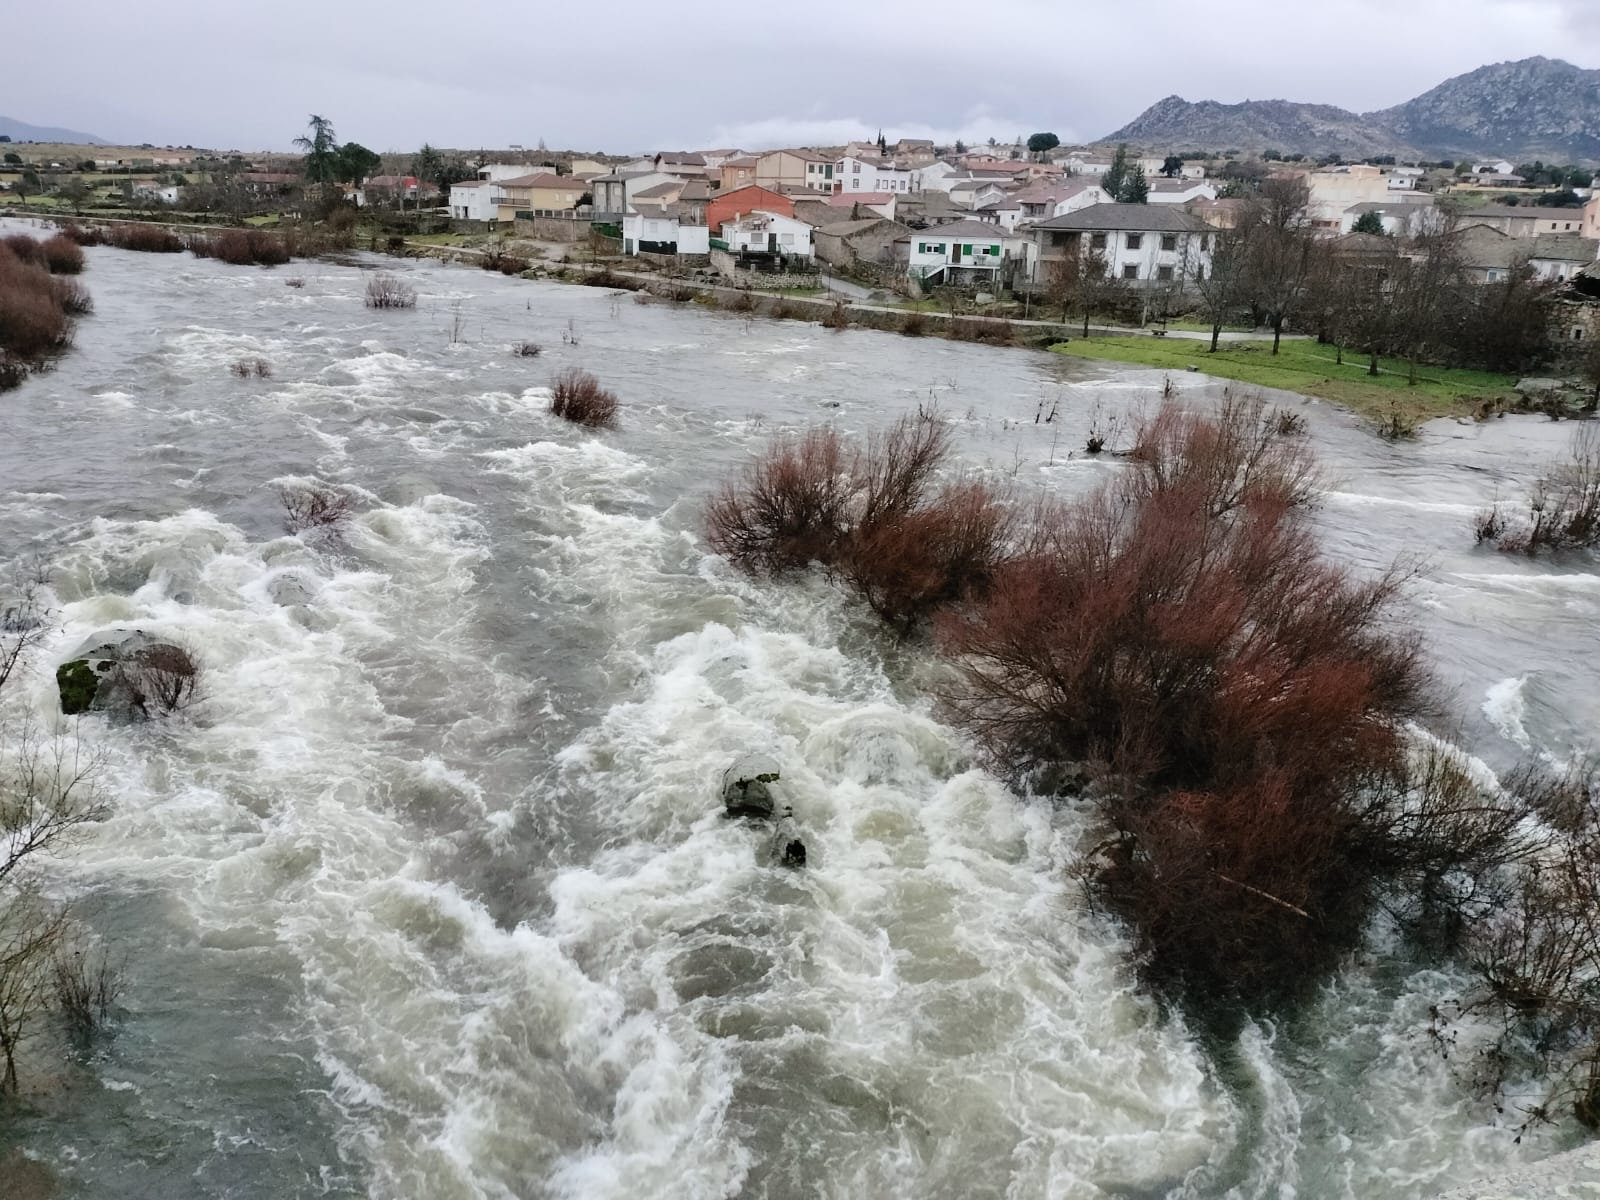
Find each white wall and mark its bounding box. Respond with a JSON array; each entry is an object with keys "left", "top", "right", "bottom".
[
  {"left": 450, "top": 183, "right": 500, "bottom": 221},
  {"left": 836, "top": 156, "right": 918, "bottom": 194},
  {"left": 724, "top": 211, "right": 814, "bottom": 256}
]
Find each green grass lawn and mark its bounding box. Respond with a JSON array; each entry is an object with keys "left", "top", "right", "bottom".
[
  {"left": 1051, "top": 337, "right": 1516, "bottom": 423},
  {"left": 1161, "top": 318, "right": 1256, "bottom": 334}
]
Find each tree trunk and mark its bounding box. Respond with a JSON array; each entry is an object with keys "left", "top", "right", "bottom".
[
  {"left": 1272, "top": 316, "right": 1284, "bottom": 355},
  {"left": 1408, "top": 354, "right": 1419, "bottom": 385},
  {"left": 1210, "top": 320, "right": 1222, "bottom": 353},
  {"left": 1082, "top": 308, "right": 1090, "bottom": 338},
  {"left": 1335, "top": 343, "right": 1344, "bottom": 366},
  {"left": 1368, "top": 350, "right": 1380, "bottom": 377}
]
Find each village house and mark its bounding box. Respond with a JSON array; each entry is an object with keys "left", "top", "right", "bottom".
[
  {"left": 1304, "top": 164, "right": 1397, "bottom": 228},
  {"left": 1459, "top": 204, "right": 1597, "bottom": 239},
  {"left": 478, "top": 163, "right": 537, "bottom": 182},
  {"left": 1027, "top": 203, "right": 1213, "bottom": 289},
  {"left": 494, "top": 173, "right": 586, "bottom": 220},
  {"left": 721, "top": 209, "right": 815, "bottom": 258},
  {"left": 1451, "top": 225, "right": 1521, "bottom": 282},
  {"left": 974, "top": 198, "right": 1024, "bottom": 231},
  {"left": 629, "top": 179, "right": 710, "bottom": 223},
  {"left": 835, "top": 155, "right": 918, "bottom": 194},
  {"left": 719, "top": 156, "right": 759, "bottom": 191},
  {"left": 892, "top": 138, "right": 937, "bottom": 166},
  {"left": 1527, "top": 233, "right": 1600, "bottom": 281},
  {"left": 622, "top": 207, "right": 711, "bottom": 257},
  {"left": 357, "top": 175, "right": 437, "bottom": 208},
  {"left": 1338, "top": 201, "right": 1435, "bottom": 236},
  {"left": 695, "top": 149, "right": 744, "bottom": 169},
  {"left": 825, "top": 192, "right": 897, "bottom": 221},
  {"left": 914, "top": 161, "right": 964, "bottom": 194},
  {"left": 813, "top": 217, "right": 912, "bottom": 272},
  {"left": 1148, "top": 179, "right": 1218, "bottom": 205},
  {"left": 755, "top": 149, "right": 834, "bottom": 192},
  {"left": 591, "top": 170, "right": 674, "bottom": 217},
  {"left": 947, "top": 179, "right": 1007, "bottom": 210},
  {"left": 1387, "top": 167, "right": 1424, "bottom": 190},
  {"left": 1473, "top": 160, "right": 1516, "bottom": 177},
  {"left": 1013, "top": 181, "right": 1111, "bottom": 223},
  {"left": 1474, "top": 173, "right": 1528, "bottom": 188},
  {"left": 648, "top": 152, "right": 709, "bottom": 181},
  {"left": 449, "top": 179, "right": 500, "bottom": 222},
  {"left": 707, "top": 185, "right": 795, "bottom": 237},
  {"left": 897, "top": 219, "right": 1022, "bottom": 287}
]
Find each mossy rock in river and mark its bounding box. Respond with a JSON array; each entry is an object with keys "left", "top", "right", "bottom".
[
  {"left": 55, "top": 659, "right": 100, "bottom": 715},
  {"left": 54, "top": 629, "right": 197, "bottom": 718}
]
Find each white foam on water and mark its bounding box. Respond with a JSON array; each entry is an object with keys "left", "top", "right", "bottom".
[{"left": 1482, "top": 677, "right": 1532, "bottom": 749}]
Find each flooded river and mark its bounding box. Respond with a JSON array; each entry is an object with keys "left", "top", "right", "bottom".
[{"left": 1, "top": 222, "right": 1595, "bottom": 1198}]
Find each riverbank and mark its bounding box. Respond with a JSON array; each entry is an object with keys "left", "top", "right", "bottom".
[{"left": 1050, "top": 335, "right": 1520, "bottom": 426}]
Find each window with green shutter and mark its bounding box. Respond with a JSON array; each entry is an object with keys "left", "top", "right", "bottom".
[
  {"left": 988, "top": 244, "right": 1000, "bottom": 256},
  {"left": 962, "top": 244, "right": 972, "bottom": 254}
]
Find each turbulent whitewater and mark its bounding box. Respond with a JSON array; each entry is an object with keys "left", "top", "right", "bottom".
[{"left": 1, "top": 224, "right": 1596, "bottom": 1198}]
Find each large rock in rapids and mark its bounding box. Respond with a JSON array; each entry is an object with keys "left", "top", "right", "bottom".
[
  {"left": 721, "top": 753, "right": 782, "bottom": 819},
  {"left": 56, "top": 629, "right": 195, "bottom": 718}
]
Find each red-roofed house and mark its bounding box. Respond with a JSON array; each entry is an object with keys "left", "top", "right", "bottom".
[{"left": 707, "top": 185, "right": 794, "bottom": 237}]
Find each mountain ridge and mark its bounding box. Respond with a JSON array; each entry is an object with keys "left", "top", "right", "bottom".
[
  {"left": 0, "top": 115, "right": 108, "bottom": 145},
  {"left": 1102, "top": 58, "right": 1600, "bottom": 161}
]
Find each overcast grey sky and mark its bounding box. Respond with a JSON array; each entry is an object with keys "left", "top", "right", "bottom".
[{"left": 9, "top": 0, "right": 1600, "bottom": 152}]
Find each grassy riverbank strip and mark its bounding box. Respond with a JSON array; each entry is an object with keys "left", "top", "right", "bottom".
[{"left": 1051, "top": 336, "right": 1517, "bottom": 423}]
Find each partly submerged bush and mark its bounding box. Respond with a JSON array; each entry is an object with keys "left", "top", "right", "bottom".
[
  {"left": 548, "top": 368, "right": 619, "bottom": 429},
  {"left": 39, "top": 235, "right": 85, "bottom": 275},
  {"left": 56, "top": 222, "right": 107, "bottom": 247},
  {"left": 50, "top": 277, "right": 93, "bottom": 316},
  {"left": 706, "top": 411, "right": 1015, "bottom": 633},
  {"left": 365, "top": 274, "right": 417, "bottom": 310},
  {"left": 1, "top": 234, "right": 45, "bottom": 267},
  {"left": 932, "top": 396, "right": 1488, "bottom": 1017},
  {"left": 1487, "top": 424, "right": 1600, "bottom": 555},
  {"left": 0, "top": 244, "right": 73, "bottom": 362},
  {"left": 189, "top": 229, "right": 292, "bottom": 267},
  {"left": 106, "top": 223, "right": 184, "bottom": 253},
  {"left": 279, "top": 482, "right": 353, "bottom": 533},
  {"left": 899, "top": 311, "right": 928, "bottom": 337},
  {"left": 480, "top": 248, "right": 529, "bottom": 276},
  {"left": 231, "top": 357, "right": 271, "bottom": 378},
  {"left": 513, "top": 340, "right": 542, "bottom": 358}
]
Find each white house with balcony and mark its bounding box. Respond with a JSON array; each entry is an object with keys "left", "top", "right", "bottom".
[
  {"left": 897, "top": 219, "right": 1022, "bottom": 286},
  {"left": 1026, "top": 204, "right": 1213, "bottom": 289},
  {"left": 722, "top": 210, "right": 814, "bottom": 257},
  {"left": 449, "top": 180, "right": 502, "bottom": 221},
  {"left": 836, "top": 156, "right": 919, "bottom": 195}
]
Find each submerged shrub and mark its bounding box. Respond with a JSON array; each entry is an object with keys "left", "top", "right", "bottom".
[
  {"left": 899, "top": 311, "right": 928, "bottom": 337},
  {"left": 513, "top": 340, "right": 542, "bottom": 358},
  {"left": 365, "top": 274, "right": 417, "bottom": 310},
  {"left": 56, "top": 222, "right": 107, "bottom": 247},
  {"left": 50, "top": 277, "right": 93, "bottom": 316},
  {"left": 0, "top": 245, "right": 72, "bottom": 360},
  {"left": 189, "top": 229, "right": 292, "bottom": 267},
  {"left": 107, "top": 223, "right": 184, "bottom": 253},
  {"left": 1490, "top": 425, "right": 1600, "bottom": 555},
  {"left": 1, "top": 234, "right": 45, "bottom": 266},
  {"left": 821, "top": 299, "right": 850, "bottom": 330},
  {"left": 705, "top": 428, "right": 851, "bottom": 574},
  {"left": 231, "top": 357, "right": 271, "bottom": 378},
  {"left": 706, "top": 411, "right": 1014, "bottom": 633},
  {"left": 480, "top": 248, "right": 529, "bottom": 275},
  {"left": 279, "top": 482, "right": 353, "bottom": 533},
  {"left": 39, "top": 235, "right": 85, "bottom": 275},
  {"left": 935, "top": 396, "right": 1455, "bottom": 1017},
  {"left": 548, "top": 367, "right": 619, "bottom": 429}
]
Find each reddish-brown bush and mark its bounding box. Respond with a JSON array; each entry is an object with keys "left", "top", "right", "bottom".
[
  {"left": 480, "top": 249, "right": 530, "bottom": 275},
  {"left": 50, "top": 277, "right": 93, "bottom": 316},
  {"left": 548, "top": 367, "right": 620, "bottom": 429},
  {"left": 107, "top": 223, "right": 184, "bottom": 253},
  {"left": 116, "top": 642, "right": 202, "bottom": 716},
  {"left": 706, "top": 412, "right": 1014, "bottom": 632},
  {"left": 39, "top": 235, "right": 85, "bottom": 275},
  {"left": 705, "top": 428, "right": 851, "bottom": 573},
  {"left": 936, "top": 398, "right": 1440, "bottom": 1015},
  {"left": 841, "top": 480, "right": 1016, "bottom": 633},
  {"left": 1, "top": 234, "right": 45, "bottom": 266},
  {"left": 899, "top": 311, "right": 928, "bottom": 337},
  {"left": 188, "top": 229, "right": 292, "bottom": 267},
  {"left": 0, "top": 246, "right": 72, "bottom": 361},
  {"left": 56, "top": 222, "right": 107, "bottom": 247}
]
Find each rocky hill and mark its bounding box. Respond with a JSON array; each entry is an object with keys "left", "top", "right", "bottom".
[
  {"left": 1102, "top": 57, "right": 1600, "bottom": 162},
  {"left": 1104, "top": 95, "right": 1412, "bottom": 159},
  {"left": 1371, "top": 57, "right": 1600, "bottom": 161}
]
